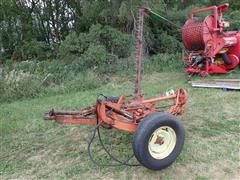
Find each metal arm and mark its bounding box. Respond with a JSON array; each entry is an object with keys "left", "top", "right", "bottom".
[{"left": 142, "top": 7, "right": 180, "bottom": 28}]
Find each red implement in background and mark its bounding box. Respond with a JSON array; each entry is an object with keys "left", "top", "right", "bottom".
[{"left": 182, "top": 3, "right": 240, "bottom": 77}]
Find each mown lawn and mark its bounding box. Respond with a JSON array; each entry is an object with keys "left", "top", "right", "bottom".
[{"left": 0, "top": 71, "right": 240, "bottom": 179}]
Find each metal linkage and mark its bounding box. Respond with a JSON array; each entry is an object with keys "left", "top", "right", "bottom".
[
  {"left": 44, "top": 88, "right": 187, "bottom": 132},
  {"left": 44, "top": 105, "right": 96, "bottom": 125}
]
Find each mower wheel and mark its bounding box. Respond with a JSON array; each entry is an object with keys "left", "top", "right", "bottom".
[{"left": 132, "top": 112, "right": 185, "bottom": 170}]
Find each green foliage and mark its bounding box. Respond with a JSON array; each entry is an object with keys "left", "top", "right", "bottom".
[
  {"left": 0, "top": 69, "right": 43, "bottom": 101},
  {"left": 81, "top": 43, "right": 108, "bottom": 68},
  {"left": 1, "top": 0, "right": 240, "bottom": 102},
  {"left": 64, "top": 71, "right": 101, "bottom": 92},
  {"left": 87, "top": 24, "right": 134, "bottom": 58},
  {"left": 0, "top": 61, "right": 102, "bottom": 102},
  {"left": 69, "top": 57, "right": 86, "bottom": 73},
  {"left": 59, "top": 24, "right": 133, "bottom": 70},
  {"left": 145, "top": 53, "right": 184, "bottom": 72},
  {"left": 0, "top": 51, "right": 185, "bottom": 102},
  {"left": 118, "top": 2, "right": 129, "bottom": 22},
  {"left": 58, "top": 32, "right": 87, "bottom": 62},
  {"left": 20, "top": 40, "right": 50, "bottom": 60},
  {"left": 104, "top": 26, "right": 133, "bottom": 58},
  {"left": 228, "top": 0, "right": 240, "bottom": 10},
  {"left": 2, "top": 0, "right": 239, "bottom": 63},
  {"left": 225, "top": 10, "right": 240, "bottom": 31},
  {"left": 146, "top": 32, "right": 183, "bottom": 54}
]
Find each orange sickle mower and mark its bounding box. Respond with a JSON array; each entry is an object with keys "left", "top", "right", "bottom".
[{"left": 44, "top": 8, "right": 187, "bottom": 170}]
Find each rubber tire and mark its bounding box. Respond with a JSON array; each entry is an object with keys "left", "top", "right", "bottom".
[
  {"left": 132, "top": 112, "right": 185, "bottom": 170},
  {"left": 105, "top": 96, "right": 119, "bottom": 103}
]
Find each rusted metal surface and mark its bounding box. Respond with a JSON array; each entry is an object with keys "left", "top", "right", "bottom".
[
  {"left": 44, "top": 106, "right": 97, "bottom": 125},
  {"left": 134, "top": 8, "right": 144, "bottom": 97},
  {"left": 189, "top": 79, "right": 240, "bottom": 90},
  {"left": 44, "top": 88, "right": 187, "bottom": 132},
  {"left": 167, "top": 89, "right": 188, "bottom": 115}
]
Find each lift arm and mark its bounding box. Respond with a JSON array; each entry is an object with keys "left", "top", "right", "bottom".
[{"left": 143, "top": 7, "right": 180, "bottom": 28}]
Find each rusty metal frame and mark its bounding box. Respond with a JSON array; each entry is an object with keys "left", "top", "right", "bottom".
[{"left": 45, "top": 89, "right": 187, "bottom": 133}]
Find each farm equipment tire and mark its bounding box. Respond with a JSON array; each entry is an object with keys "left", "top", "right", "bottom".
[{"left": 132, "top": 112, "right": 185, "bottom": 170}]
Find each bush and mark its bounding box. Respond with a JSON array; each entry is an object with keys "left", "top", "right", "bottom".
[
  {"left": 70, "top": 53, "right": 119, "bottom": 74},
  {"left": 100, "top": 25, "right": 133, "bottom": 58},
  {"left": 13, "top": 60, "right": 72, "bottom": 84},
  {"left": 146, "top": 32, "right": 183, "bottom": 54},
  {"left": 20, "top": 39, "right": 50, "bottom": 60},
  {"left": 58, "top": 24, "right": 133, "bottom": 67},
  {"left": 0, "top": 61, "right": 103, "bottom": 102},
  {"left": 59, "top": 32, "right": 89, "bottom": 62},
  {"left": 0, "top": 69, "right": 44, "bottom": 101},
  {"left": 81, "top": 43, "right": 108, "bottom": 68},
  {"left": 88, "top": 24, "right": 134, "bottom": 58},
  {"left": 145, "top": 53, "right": 184, "bottom": 72},
  {"left": 65, "top": 71, "right": 101, "bottom": 92},
  {"left": 0, "top": 79, "right": 5, "bottom": 102}
]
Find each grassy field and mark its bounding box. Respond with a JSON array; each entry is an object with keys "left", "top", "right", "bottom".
[{"left": 1, "top": 71, "right": 240, "bottom": 179}]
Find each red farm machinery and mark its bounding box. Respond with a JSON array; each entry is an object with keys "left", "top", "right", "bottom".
[
  {"left": 44, "top": 8, "right": 188, "bottom": 170},
  {"left": 181, "top": 3, "right": 240, "bottom": 77},
  {"left": 144, "top": 3, "right": 240, "bottom": 77}
]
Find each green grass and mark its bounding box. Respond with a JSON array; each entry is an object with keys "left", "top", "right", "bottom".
[{"left": 0, "top": 70, "right": 240, "bottom": 179}]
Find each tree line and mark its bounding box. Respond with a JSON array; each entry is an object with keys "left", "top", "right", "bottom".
[{"left": 0, "top": 0, "right": 239, "bottom": 62}]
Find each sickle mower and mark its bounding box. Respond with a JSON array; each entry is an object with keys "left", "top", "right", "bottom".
[
  {"left": 44, "top": 8, "right": 187, "bottom": 170},
  {"left": 181, "top": 3, "right": 240, "bottom": 77}
]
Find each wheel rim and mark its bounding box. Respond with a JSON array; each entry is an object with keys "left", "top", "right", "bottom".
[{"left": 148, "top": 126, "right": 176, "bottom": 160}]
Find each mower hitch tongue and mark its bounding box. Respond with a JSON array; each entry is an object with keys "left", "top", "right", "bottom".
[{"left": 44, "top": 8, "right": 188, "bottom": 170}]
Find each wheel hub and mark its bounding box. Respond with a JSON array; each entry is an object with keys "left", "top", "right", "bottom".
[
  {"left": 154, "top": 136, "right": 164, "bottom": 145},
  {"left": 148, "top": 126, "right": 177, "bottom": 160}
]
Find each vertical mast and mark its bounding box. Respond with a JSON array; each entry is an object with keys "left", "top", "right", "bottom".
[{"left": 134, "top": 8, "right": 144, "bottom": 97}]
